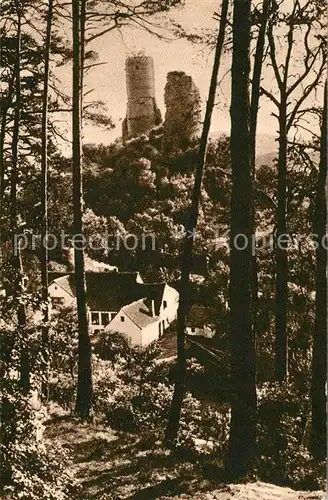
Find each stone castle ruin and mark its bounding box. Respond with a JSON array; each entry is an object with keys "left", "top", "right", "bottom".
[
  {"left": 122, "top": 55, "right": 162, "bottom": 141},
  {"left": 163, "top": 71, "right": 201, "bottom": 153},
  {"left": 122, "top": 55, "right": 201, "bottom": 152}
]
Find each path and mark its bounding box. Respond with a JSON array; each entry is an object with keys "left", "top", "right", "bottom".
[{"left": 45, "top": 417, "right": 325, "bottom": 500}]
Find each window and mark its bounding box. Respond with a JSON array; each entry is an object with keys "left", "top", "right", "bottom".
[
  {"left": 101, "top": 312, "right": 110, "bottom": 326},
  {"left": 191, "top": 327, "right": 196, "bottom": 333},
  {"left": 120, "top": 316, "right": 125, "bottom": 322},
  {"left": 163, "top": 300, "right": 167, "bottom": 309},
  {"left": 51, "top": 297, "right": 63, "bottom": 307},
  {"left": 91, "top": 312, "right": 100, "bottom": 325}
]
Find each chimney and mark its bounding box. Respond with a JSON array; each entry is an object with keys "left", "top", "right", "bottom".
[{"left": 151, "top": 299, "right": 156, "bottom": 317}]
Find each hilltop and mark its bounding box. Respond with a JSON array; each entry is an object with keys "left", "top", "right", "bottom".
[{"left": 210, "top": 132, "right": 277, "bottom": 159}]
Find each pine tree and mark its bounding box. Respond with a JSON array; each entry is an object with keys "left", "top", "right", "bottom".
[
  {"left": 226, "top": 0, "right": 257, "bottom": 479},
  {"left": 310, "top": 81, "right": 327, "bottom": 460},
  {"left": 262, "top": 0, "right": 326, "bottom": 381},
  {"left": 72, "top": 0, "right": 93, "bottom": 420},
  {"left": 165, "top": 0, "right": 229, "bottom": 446}
]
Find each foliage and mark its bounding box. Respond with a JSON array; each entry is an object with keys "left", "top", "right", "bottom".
[
  {"left": 256, "top": 383, "right": 325, "bottom": 490},
  {"left": 93, "top": 330, "right": 132, "bottom": 365},
  {"left": 1, "top": 0, "right": 326, "bottom": 492},
  {"left": 0, "top": 319, "right": 77, "bottom": 499},
  {"left": 48, "top": 308, "right": 78, "bottom": 411},
  {"left": 92, "top": 332, "right": 230, "bottom": 461},
  {"left": 0, "top": 387, "right": 77, "bottom": 500}
]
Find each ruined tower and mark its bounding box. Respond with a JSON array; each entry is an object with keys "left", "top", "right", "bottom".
[
  {"left": 163, "top": 71, "right": 201, "bottom": 153},
  {"left": 122, "top": 55, "right": 161, "bottom": 141}
]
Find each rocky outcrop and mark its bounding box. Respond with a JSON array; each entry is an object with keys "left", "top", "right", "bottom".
[{"left": 163, "top": 71, "right": 201, "bottom": 154}]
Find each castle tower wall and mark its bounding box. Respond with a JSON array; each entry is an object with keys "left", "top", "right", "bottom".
[
  {"left": 163, "top": 71, "right": 201, "bottom": 153},
  {"left": 123, "top": 55, "right": 161, "bottom": 141},
  {"left": 126, "top": 56, "right": 155, "bottom": 100}
]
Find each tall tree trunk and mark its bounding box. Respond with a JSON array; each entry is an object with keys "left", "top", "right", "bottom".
[
  {"left": 0, "top": 104, "right": 8, "bottom": 261},
  {"left": 250, "top": 0, "right": 270, "bottom": 339},
  {"left": 310, "top": 82, "right": 327, "bottom": 460},
  {"left": 80, "top": 0, "right": 86, "bottom": 119},
  {"left": 11, "top": 3, "right": 29, "bottom": 394},
  {"left": 0, "top": 72, "right": 14, "bottom": 208},
  {"left": 0, "top": 69, "right": 15, "bottom": 267},
  {"left": 40, "top": 0, "right": 53, "bottom": 401},
  {"left": 164, "top": 0, "right": 229, "bottom": 446},
  {"left": 250, "top": 0, "right": 270, "bottom": 177},
  {"left": 274, "top": 99, "right": 288, "bottom": 382},
  {"left": 263, "top": 1, "right": 326, "bottom": 383},
  {"left": 0, "top": 105, "right": 8, "bottom": 206},
  {"left": 72, "top": 0, "right": 93, "bottom": 420},
  {"left": 226, "top": 0, "right": 257, "bottom": 479}
]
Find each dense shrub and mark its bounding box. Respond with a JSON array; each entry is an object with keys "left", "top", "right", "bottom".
[
  {"left": 93, "top": 330, "right": 132, "bottom": 364},
  {"left": 256, "top": 383, "right": 325, "bottom": 490},
  {"left": 178, "top": 392, "right": 230, "bottom": 459},
  {"left": 1, "top": 388, "right": 77, "bottom": 499},
  {"left": 0, "top": 322, "right": 77, "bottom": 499},
  {"left": 93, "top": 334, "right": 169, "bottom": 433},
  {"left": 92, "top": 333, "right": 231, "bottom": 459},
  {"left": 48, "top": 309, "right": 78, "bottom": 411}
]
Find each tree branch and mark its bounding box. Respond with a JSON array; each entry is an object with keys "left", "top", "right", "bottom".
[
  {"left": 267, "top": 20, "right": 283, "bottom": 91},
  {"left": 260, "top": 86, "right": 280, "bottom": 107},
  {"left": 286, "top": 51, "right": 326, "bottom": 132}
]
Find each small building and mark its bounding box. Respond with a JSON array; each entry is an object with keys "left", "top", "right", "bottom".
[
  {"left": 185, "top": 305, "right": 216, "bottom": 339},
  {"left": 106, "top": 283, "right": 179, "bottom": 346},
  {"left": 48, "top": 271, "right": 179, "bottom": 344},
  {"left": 48, "top": 271, "right": 144, "bottom": 334}
]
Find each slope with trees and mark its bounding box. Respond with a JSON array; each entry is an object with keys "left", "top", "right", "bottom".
[{"left": 0, "top": 0, "right": 326, "bottom": 497}]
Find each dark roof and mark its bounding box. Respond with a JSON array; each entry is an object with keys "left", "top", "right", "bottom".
[
  {"left": 48, "top": 271, "right": 70, "bottom": 283},
  {"left": 186, "top": 305, "right": 216, "bottom": 328},
  {"left": 49, "top": 272, "right": 168, "bottom": 313},
  {"left": 138, "top": 282, "right": 166, "bottom": 316},
  {"left": 120, "top": 283, "right": 170, "bottom": 329}
]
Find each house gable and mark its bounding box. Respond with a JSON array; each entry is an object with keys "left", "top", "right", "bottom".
[
  {"left": 48, "top": 278, "right": 75, "bottom": 309},
  {"left": 106, "top": 284, "right": 179, "bottom": 347},
  {"left": 106, "top": 310, "right": 142, "bottom": 346}
]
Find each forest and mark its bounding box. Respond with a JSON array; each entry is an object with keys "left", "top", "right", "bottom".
[{"left": 0, "top": 0, "right": 327, "bottom": 499}]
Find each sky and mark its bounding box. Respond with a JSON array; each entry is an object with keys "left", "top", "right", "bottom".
[{"left": 55, "top": 0, "right": 323, "bottom": 152}]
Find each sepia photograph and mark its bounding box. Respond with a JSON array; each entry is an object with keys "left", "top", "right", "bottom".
[{"left": 0, "top": 0, "right": 327, "bottom": 498}]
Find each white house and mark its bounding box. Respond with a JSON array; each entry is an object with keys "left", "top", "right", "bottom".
[
  {"left": 48, "top": 271, "right": 179, "bottom": 344},
  {"left": 105, "top": 283, "right": 179, "bottom": 346},
  {"left": 48, "top": 274, "right": 76, "bottom": 309},
  {"left": 48, "top": 270, "right": 144, "bottom": 334}
]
